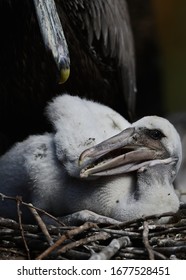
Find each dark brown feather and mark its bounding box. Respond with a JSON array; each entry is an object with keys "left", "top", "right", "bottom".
[{"left": 0, "top": 0, "right": 136, "bottom": 154}]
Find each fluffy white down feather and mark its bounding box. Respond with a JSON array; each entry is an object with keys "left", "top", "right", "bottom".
[{"left": 0, "top": 94, "right": 182, "bottom": 223}]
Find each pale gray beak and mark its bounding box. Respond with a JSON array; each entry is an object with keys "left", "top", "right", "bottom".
[
  {"left": 79, "top": 126, "right": 176, "bottom": 178},
  {"left": 33, "top": 0, "right": 70, "bottom": 83}
]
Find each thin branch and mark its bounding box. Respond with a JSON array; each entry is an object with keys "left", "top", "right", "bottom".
[
  {"left": 89, "top": 236, "right": 130, "bottom": 260},
  {"left": 154, "top": 246, "right": 186, "bottom": 255},
  {"left": 0, "top": 192, "right": 65, "bottom": 226},
  {"left": 142, "top": 221, "right": 154, "bottom": 260},
  {"left": 149, "top": 226, "right": 186, "bottom": 237},
  {"left": 36, "top": 222, "right": 98, "bottom": 260},
  {"left": 16, "top": 197, "right": 30, "bottom": 260},
  {"left": 108, "top": 211, "right": 177, "bottom": 229},
  {"left": 95, "top": 228, "right": 140, "bottom": 238},
  {"left": 28, "top": 204, "right": 53, "bottom": 246},
  {"left": 0, "top": 247, "right": 27, "bottom": 258},
  {"left": 58, "top": 232, "right": 110, "bottom": 254}
]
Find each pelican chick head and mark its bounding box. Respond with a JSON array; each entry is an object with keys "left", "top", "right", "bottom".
[{"left": 79, "top": 116, "right": 182, "bottom": 181}]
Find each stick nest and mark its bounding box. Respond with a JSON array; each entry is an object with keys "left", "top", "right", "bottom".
[{"left": 0, "top": 194, "right": 186, "bottom": 260}]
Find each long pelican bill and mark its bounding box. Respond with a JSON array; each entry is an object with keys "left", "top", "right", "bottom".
[
  {"left": 33, "top": 0, "right": 70, "bottom": 83},
  {"left": 79, "top": 126, "right": 177, "bottom": 178}
]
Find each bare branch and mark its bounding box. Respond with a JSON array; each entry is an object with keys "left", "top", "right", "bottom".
[
  {"left": 28, "top": 204, "right": 53, "bottom": 246},
  {"left": 16, "top": 197, "right": 30, "bottom": 260},
  {"left": 89, "top": 236, "right": 130, "bottom": 260},
  {"left": 142, "top": 221, "right": 154, "bottom": 260},
  {"left": 36, "top": 222, "right": 98, "bottom": 260}
]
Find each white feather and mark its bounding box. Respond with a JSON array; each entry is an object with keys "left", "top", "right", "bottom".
[{"left": 0, "top": 94, "right": 181, "bottom": 223}]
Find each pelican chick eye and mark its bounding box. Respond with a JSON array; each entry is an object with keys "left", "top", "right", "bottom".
[{"left": 146, "top": 129, "right": 165, "bottom": 140}]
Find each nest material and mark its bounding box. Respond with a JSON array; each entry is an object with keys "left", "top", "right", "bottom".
[{"left": 0, "top": 194, "right": 186, "bottom": 260}]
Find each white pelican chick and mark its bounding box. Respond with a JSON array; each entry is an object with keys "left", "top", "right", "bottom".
[{"left": 0, "top": 94, "right": 182, "bottom": 224}]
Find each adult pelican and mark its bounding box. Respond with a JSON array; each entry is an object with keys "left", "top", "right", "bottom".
[{"left": 0, "top": 0, "right": 136, "bottom": 154}]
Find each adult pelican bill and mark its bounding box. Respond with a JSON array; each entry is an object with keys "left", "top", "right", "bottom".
[{"left": 0, "top": 0, "right": 136, "bottom": 154}]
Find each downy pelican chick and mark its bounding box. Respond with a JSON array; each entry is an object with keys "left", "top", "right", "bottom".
[{"left": 0, "top": 95, "right": 182, "bottom": 223}]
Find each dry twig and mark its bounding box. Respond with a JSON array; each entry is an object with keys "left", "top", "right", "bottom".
[
  {"left": 0, "top": 192, "right": 65, "bottom": 226},
  {"left": 36, "top": 222, "right": 98, "bottom": 260},
  {"left": 16, "top": 197, "right": 30, "bottom": 260},
  {"left": 29, "top": 204, "right": 53, "bottom": 246},
  {"left": 89, "top": 236, "right": 131, "bottom": 260},
  {"left": 142, "top": 221, "right": 154, "bottom": 260},
  {"left": 58, "top": 232, "right": 110, "bottom": 254}
]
